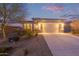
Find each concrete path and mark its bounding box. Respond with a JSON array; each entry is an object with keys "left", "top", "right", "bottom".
[{"left": 43, "top": 33, "right": 79, "bottom": 56}]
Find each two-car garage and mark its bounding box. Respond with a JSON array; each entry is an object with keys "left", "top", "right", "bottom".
[{"left": 38, "top": 23, "right": 64, "bottom": 33}]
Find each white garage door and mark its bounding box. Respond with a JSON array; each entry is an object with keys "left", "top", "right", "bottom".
[{"left": 44, "top": 23, "right": 59, "bottom": 33}]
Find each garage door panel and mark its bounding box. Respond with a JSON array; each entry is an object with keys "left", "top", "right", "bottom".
[{"left": 45, "top": 23, "right": 59, "bottom": 33}]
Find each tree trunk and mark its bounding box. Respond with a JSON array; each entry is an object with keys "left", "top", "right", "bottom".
[
  {"left": 2, "top": 26, "right": 6, "bottom": 40},
  {"left": 1, "top": 23, "right": 6, "bottom": 40},
  {"left": 2, "top": 4, "right": 7, "bottom": 40}
]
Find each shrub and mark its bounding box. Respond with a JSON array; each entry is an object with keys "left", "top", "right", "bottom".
[
  {"left": 0, "top": 31, "right": 3, "bottom": 38},
  {"left": 23, "top": 29, "right": 38, "bottom": 39},
  {"left": 8, "top": 36, "right": 20, "bottom": 42},
  {"left": 0, "top": 47, "right": 13, "bottom": 56},
  {"left": 32, "top": 29, "right": 38, "bottom": 36},
  {"left": 25, "top": 29, "right": 33, "bottom": 38}
]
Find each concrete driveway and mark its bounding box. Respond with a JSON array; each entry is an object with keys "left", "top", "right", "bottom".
[{"left": 43, "top": 33, "right": 79, "bottom": 56}]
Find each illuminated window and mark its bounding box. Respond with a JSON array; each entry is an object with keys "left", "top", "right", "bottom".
[{"left": 24, "top": 23, "right": 32, "bottom": 30}]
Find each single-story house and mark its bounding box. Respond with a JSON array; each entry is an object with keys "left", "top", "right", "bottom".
[{"left": 23, "top": 18, "right": 71, "bottom": 33}]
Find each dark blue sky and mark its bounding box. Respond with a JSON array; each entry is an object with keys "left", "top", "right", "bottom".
[{"left": 26, "top": 3, "right": 79, "bottom": 21}]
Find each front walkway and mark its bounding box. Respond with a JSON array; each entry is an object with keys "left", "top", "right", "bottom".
[{"left": 43, "top": 33, "right": 79, "bottom": 56}]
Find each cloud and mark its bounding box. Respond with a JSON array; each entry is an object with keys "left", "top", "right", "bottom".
[{"left": 42, "top": 5, "right": 64, "bottom": 11}]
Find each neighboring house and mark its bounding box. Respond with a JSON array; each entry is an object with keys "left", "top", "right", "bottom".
[
  {"left": 7, "top": 23, "right": 23, "bottom": 28},
  {"left": 0, "top": 21, "right": 24, "bottom": 34},
  {"left": 71, "top": 19, "right": 79, "bottom": 32},
  {"left": 0, "top": 20, "right": 24, "bottom": 28}
]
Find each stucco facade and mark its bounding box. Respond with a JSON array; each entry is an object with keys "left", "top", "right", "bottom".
[{"left": 23, "top": 18, "right": 66, "bottom": 33}]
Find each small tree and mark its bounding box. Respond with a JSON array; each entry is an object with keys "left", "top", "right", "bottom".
[{"left": 0, "top": 3, "right": 27, "bottom": 40}]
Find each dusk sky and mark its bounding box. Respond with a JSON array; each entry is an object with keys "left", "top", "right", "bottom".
[{"left": 26, "top": 3, "right": 79, "bottom": 21}]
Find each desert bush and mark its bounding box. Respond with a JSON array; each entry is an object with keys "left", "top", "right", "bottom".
[
  {"left": 8, "top": 35, "right": 20, "bottom": 43},
  {"left": 23, "top": 29, "right": 38, "bottom": 39},
  {"left": 0, "top": 47, "right": 13, "bottom": 56},
  {"left": 32, "top": 29, "right": 38, "bottom": 36},
  {"left": 25, "top": 29, "right": 33, "bottom": 38},
  {"left": 0, "top": 31, "right": 3, "bottom": 38}
]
